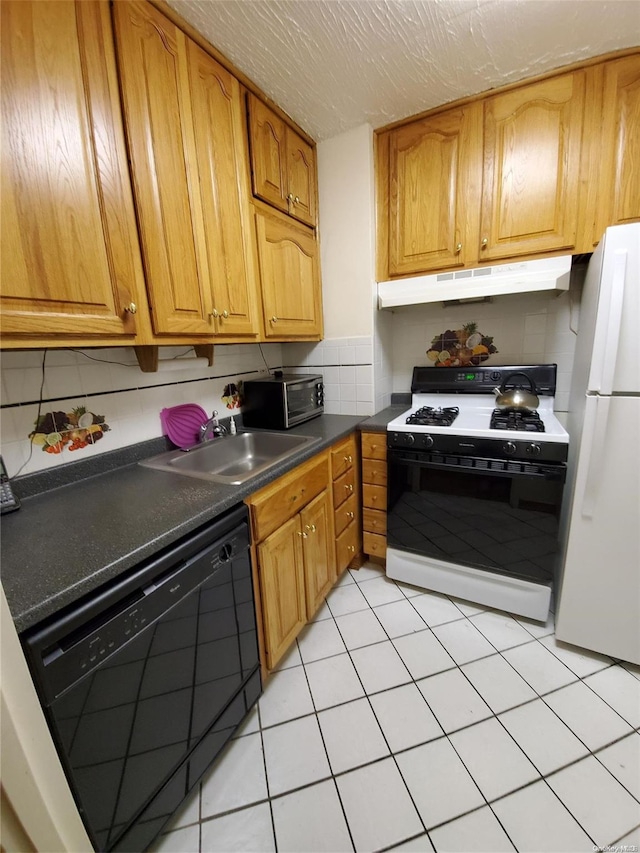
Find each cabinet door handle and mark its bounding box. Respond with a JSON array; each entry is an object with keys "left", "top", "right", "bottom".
[
  {"left": 210, "top": 309, "right": 219, "bottom": 319},
  {"left": 287, "top": 193, "right": 294, "bottom": 202},
  {"left": 455, "top": 243, "right": 462, "bottom": 254},
  {"left": 297, "top": 530, "right": 308, "bottom": 539},
  {"left": 305, "top": 524, "right": 316, "bottom": 533},
  {"left": 294, "top": 196, "right": 300, "bottom": 204},
  {"left": 124, "top": 302, "right": 137, "bottom": 315},
  {"left": 481, "top": 237, "right": 488, "bottom": 247},
  {"left": 221, "top": 310, "right": 229, "bottom": 319},
  {"left": 271, "top": 316, "right": 278, "bottom": 324}
]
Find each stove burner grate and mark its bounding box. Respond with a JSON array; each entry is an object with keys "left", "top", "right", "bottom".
[
  {"left": 490, "top": 408, "right": 546, "bottom": 432},
  {"left": 406, "top": 406, "right": 460, "bottom": 427}
]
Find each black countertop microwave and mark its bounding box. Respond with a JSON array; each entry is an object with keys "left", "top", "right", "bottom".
[{"left": 242, "top": 373, "right": 324, "bottom": 429}]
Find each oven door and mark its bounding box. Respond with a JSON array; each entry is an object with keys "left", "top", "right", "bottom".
[{"left": 387, "top": 448, "right": 566, "bottom": 586}]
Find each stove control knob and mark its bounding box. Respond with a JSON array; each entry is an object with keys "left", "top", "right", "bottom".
[
  {"left": 526, "top": 443, "right": 542, "bottom": 456},
  {"left": 503, "top": 441, "right": 518, "bottom": 455},
  {"left": 404, "top": 434, "right": 415, "bottom": 445},
  {"left": 421, "top": 434, "right": 434, "bottom": 449}
]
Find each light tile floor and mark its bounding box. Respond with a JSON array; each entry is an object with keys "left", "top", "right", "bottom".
[{"left": 152, "top": 563, "right": 640, "bottom": 853}]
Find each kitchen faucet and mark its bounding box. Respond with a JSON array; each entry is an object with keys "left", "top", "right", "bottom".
[{"left": 199, "top": 411, "right": 227, "bottom": 442}]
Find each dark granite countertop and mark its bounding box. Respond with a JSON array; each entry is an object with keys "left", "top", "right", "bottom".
[
  {"left": 2, "top": 414, "right": 363, "bottom": 633},
  {"left": 358, "top": 404, "right": 408, "bottom": 432}
]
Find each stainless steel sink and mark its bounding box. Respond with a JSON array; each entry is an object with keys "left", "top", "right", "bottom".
[{"left": 140, "top": 431, "right": 318, "bottom": 485}]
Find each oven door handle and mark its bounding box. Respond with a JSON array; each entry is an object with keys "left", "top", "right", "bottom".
[{"left": 388, "top": 452, "right": 565, "bottom": 481}]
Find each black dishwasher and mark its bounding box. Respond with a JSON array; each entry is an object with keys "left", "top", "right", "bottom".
[{"left": 22, "top": 503, "right": 261, "bottom": 852}]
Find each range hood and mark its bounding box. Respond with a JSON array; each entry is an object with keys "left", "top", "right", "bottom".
[{"left": 378, "top": 255, "right": 572, "bottom": 309}]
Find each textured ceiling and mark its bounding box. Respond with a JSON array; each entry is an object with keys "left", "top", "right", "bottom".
[{"left": 166, "top": 0, "right": 640, "bottom": 140}]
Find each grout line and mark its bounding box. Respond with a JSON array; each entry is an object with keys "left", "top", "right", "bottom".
[{"left": 191, "top": 579, "right": 640, "bottom": 852}]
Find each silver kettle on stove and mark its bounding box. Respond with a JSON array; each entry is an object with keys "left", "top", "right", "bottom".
[{"left": 493, "top": 372, "right": 540, "bottom": 412}]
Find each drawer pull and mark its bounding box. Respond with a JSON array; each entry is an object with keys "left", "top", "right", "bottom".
[
  {"left": 345, "top": 484, "right": 353, "bottom": 493},
  {"left": 348, "top": 545, "right": 355, "bottom": 553},
  {"left": 297, "top": 531, "right": 308, "bottom": 539},
  {"left": 343, "top": 454, "right": 353, "bottom": 464},
  {"left": 305, "top": 524, "right": 316, "bottom": 533},
  {"left": 346, "top": 511, "right": 354, "bottom": 519}
]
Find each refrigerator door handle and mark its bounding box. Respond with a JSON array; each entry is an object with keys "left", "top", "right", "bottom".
[
  {"left": 581, "top": 396, "right": 611, "bottom": 519},
  {"left": 590, "top": 250, "right": 627, "bottom": 395}
]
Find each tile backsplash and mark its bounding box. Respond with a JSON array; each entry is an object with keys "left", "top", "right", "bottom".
[
  {"left": 387, "top": 286, "right": 580, "bottom": 415},
  {"left": 0, "top": 344, "right": 284, "bottom": 478},
  {"left": 0, "top": 283, "right": 580, "bottom": 480}
]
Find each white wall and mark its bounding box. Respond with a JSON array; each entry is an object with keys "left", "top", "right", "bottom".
[{"left": 317, "top": 123, "right": 376, "bottom": 339}]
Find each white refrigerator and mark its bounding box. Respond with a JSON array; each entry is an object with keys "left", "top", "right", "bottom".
[{"left": 556, "top": 222, "right": 640, "bottom": 665}]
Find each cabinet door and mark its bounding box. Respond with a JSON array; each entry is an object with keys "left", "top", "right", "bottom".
[
  {"left": 258, "top": 516, "right": 306, "bottom": 669},
  {"left": 596, "top": 55, "right": 640, "bottom": 237},
  {"left": 479, "top": 72, "right": 586, "bottom": 261},
  {"left": 113, "top": 0, "right": 212, "bottom": 336},
  {"left": 248, "top": 94, "right": 288, "bottom": 215},
  {"left": 255, "top": 209, "right": 323, "bottom": 338},
  {"left": 1, "top": 0, "right": 143, "bottom": 338},
  {"left": 286, "top": 128, "right": 317, "bottom": 226},
  {"left": 301, "top": 491, "right": 335, "bottom": 617},
  {"left": 187, "top": 41, "right": 258, "bottom": 337},
  {"left": 388, "top": 105, "right": 481, "bottom": 274}
]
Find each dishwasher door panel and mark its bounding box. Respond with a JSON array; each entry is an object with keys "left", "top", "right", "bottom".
[{"left": 24, "top": 507, "right": 260, "bottom": 852}]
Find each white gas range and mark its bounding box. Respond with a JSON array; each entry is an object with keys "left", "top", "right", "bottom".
[{"left": 385, "top": 365, "right": 568, "bottom": 621}]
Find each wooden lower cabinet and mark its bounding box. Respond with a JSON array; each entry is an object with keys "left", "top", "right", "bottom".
[
  {"left": 257, "top": 516, "right": 307, "bottom": 668},
  {"left": 247, "top": 434, "right": 362, "bottom": 673},
  {"left": 246, "top": 449, "right": 335, "bottom": 671},
  {"left": 300, "top": 491, "right": 335, "bottom": 616},
  {"left": 331, "top": 433, "right": 362, "bottom": 575},
  {"left": 361, "top": 431, "right": 388, "bottom": 561}
]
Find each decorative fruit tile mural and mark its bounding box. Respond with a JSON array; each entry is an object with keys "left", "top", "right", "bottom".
[
  {"left": 29, "top": 406, "right": 110, "bottom": 455},
  {"left": 426, "top": 322, "right": 498, "bottom": 366}
]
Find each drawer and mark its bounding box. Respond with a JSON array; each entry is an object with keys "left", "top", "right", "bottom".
[
  {"left": 363, "top": 507, "right": 386, "bottom": 536},
  {"left": 248, "top": 453, "right": 329, "bottom": 542},
  {"left": 335, "top": 492, "right": 357, "bottom": 537},
  {"left": 362, "top": 458, "right": 387, "bottom": 487},
  {"left": 331, "top": 434, "right": 357, "bottom": 480},
  {"left": 333, "top": 466, "right": 356, "bottom": 509},
  {"left": 336, "top": 520, "right": 359, "bottom": 574},
  {"left": 362, "top": 483, "right": 386, "bottom": 510},
  {"left": 361, "top": 432, "right": 386, "bottom": 461},
  {"left": 363, "top": 531, "right": 387, "bottom": 558}
]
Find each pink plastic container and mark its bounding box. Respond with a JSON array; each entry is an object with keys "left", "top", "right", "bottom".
[{"left": 160, "top": 404, "right": 208, "bottom": 450}]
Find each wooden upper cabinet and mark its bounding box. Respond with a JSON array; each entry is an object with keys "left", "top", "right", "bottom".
[
  {"left": 113, "top": 0, "right": 257, "bottom": 337},
  {"left": 187, "top": 41, "right": 258, "bottom": 337},
  {"left": 596, "top": 55, "right": 640, "bottom": 237},
  {"left": 478, "top": 72, "right": 586, "bottom": 261},
  {"left": 255, "top": 208, "right": 323, "bottom": 338},
  {"left": 388, "top": 105, "right": 481, "bottom": 275},
  {"left": 248, "top": 96, "right": 289, "bottom": 214},
  {"left": 286, "top": 128, "right": 316, "bottom": 227},
  {"left": 1, "top": 0, "right": 144, "bottom": 338},
  {"left": 248, "top": 94, "right": 317, "bottom": 227}
]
